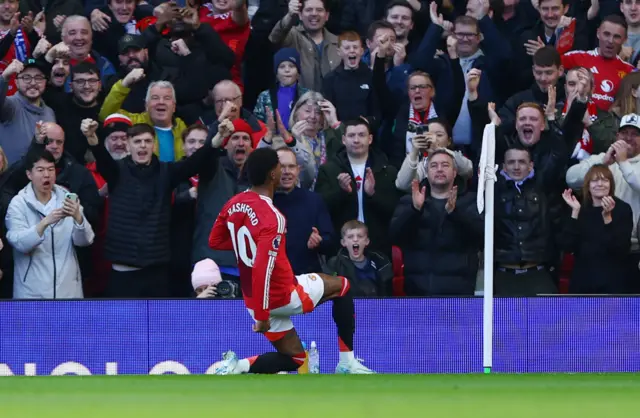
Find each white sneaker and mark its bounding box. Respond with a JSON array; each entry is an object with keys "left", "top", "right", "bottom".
[
  {"left": 211, "top": 351, "right": 242, "bottom": 375},
  {"left": 335, "top": 358, "right": 376, "bottom": 374}
]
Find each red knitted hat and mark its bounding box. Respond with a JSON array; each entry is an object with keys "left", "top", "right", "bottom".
[{"left": 223, "top": 119, "right": 253, "bottom": 147}]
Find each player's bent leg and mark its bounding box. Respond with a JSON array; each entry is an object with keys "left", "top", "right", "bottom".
[
  {"left": 315, "top": 273, "right": 375, "bottom": 375},
  {"left": 246, "top": 329, "right": 306, "bottom": 374}
]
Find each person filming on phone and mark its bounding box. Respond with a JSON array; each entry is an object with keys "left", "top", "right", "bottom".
[{"left": 5, "top": 148, "right": 95, "bottom": 299}]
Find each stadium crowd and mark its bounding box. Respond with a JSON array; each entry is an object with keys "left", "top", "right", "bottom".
[{"left": 0, "top": 0, "right": 639, "bottom": 299}]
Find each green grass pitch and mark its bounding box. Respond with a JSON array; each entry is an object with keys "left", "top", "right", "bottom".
[{"left": 1, "top": 374, "right": 639, "bottom": 417}]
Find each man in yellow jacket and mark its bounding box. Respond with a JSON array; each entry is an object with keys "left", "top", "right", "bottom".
[{"left": 99, "top": 68, "right": 188, "bottom": 161}]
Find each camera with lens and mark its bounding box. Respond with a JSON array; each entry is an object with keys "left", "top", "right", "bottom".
[{"left": 216, "top": 280, "right": 240, "bottom": 298}]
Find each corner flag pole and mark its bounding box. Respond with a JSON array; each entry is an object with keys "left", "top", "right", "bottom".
[{"left": 477, "top": 123, "right": 497, "bottom": 375}]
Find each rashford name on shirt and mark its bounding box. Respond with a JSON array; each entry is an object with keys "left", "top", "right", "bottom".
[{"left": 227, "top": 202, "right": 259, "bottom": 226}]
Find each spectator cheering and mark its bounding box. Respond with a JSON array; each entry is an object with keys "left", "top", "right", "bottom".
[
  {"left": 390, "top": 150, "right": 484, "bottom": 296},
  {"left": 0, "top": 58, "right": 55, "bottom": 164},
  {"left": 5, "top": 148, "right": 95, "bottom": 299},
  {"left": 561, "top": 166, "right": 633, "bottom": 294},
  {"left": 269, "top": 0, "right": 339, "bottom": 91}
]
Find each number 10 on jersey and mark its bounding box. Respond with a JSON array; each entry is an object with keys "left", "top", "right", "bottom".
[{"left": 227, "top": 222, "right": 257, "bottom": 267}]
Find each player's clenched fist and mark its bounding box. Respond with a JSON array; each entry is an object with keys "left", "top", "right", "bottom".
[
  {"left": 122, "top": 68, "right": 145, "bottom": 88},
  {"left": 81, "top": 119, "right": 100, "bottom": 145},
  {"left": 288, "top": 0, "right": 301, "bottom": 16}
]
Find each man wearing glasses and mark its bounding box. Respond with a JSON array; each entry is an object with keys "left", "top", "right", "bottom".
[
  {"left": 0, "top": 58, "right": 55, "bottom": 164},
  {"left": 44, "top": 61, "right": 103, "bottom": 164}
]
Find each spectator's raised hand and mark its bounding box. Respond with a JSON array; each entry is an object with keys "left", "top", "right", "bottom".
[
  {"left": 612, "top": 140, "right": 631, "bottom": 163},
  {"left": 319, "top": 99, "right": 338, "bottom": 127},
  {"left": 562, "top": 189, "right": 581, "bottom": 218},
  {"left": 364, "top": 167, "right": 375, "bottom": 196},
  {"left": 291, "top": 120, "right": 309, "bottom": 139},
  {"left": 337, "top": 173, "right": 353, "bottom": 193},
  {"left": 171, "top": 39, "right": 191, "bottom": 56},
  {"left": 41, "top": 208, "right": 65, "bottom": 228},
  {"left": 488, "top": 102, "right": 501, "bottom": 125},
  {"left": 90, "top": 9, "right": 112, "bottom": 32},
  {"left": 188, "top": 186, "right": 198, "bottom": 200},
  {"left": 392, "top": 43, "right": 407, "bottom": 67},
  {"left": 524, "top": 37, "right": 545, "bottom": 57},
  {"left": 196, "top": 284, "right": 217, "bottom": 298},
  {"left": 213, "top": 118, "right": 234, "bottom": 148},
  {"left": 603, "top": 145, "right": 616, "bottom": 166},
  {"left": 274, "top": 109, "right": 293, "bottom": 143},
  {"left": 181, "top": 7, "right": 200, "bottom": 29},
  {"left": 2, "top": 59, "right": 24, "bottom": 81},
  {"left": 445, "top": 185, "right": 458, "bottom": 214},
  {"left": 122, "top": 68, "right": 145, "bottom": 88},
  {"left": 446, "top": 35, "right": 457, "bottom": 59},
  {"left": 9, "top": 12, "right": 19, "bottom": 35},
  {"left": 288, "top": 0, "right": 301, "bottom": 17},
  {"left": 467, "top": 68, "right": 481, "bottom": 94},
  {"left": 45, "top": 42, "right": 70, "bottom": 63},
  {"left": 62, "top": 197, "right": 82, "bottom": 223},
  {"left": 155, "top": 2, "right": 180, "bottom": 29},
  {"left": 307, "top": 227, "right": 322, "bottom": 249},
  {"left": 81, "top": 118, "right": 100, "bottom": 146},
  {"left": 601, "top": 196, "right": 615, "bottom": 224},
  {"left": 53, "top": 15, "right": 67, "bottom": 31},
  {"left": 218, "top": 100, "right": 238, "bottom": 122},
  {"left": 545, "top": 85, "right": 556, "bottom": 121},
  {"left": 35, "top": 120, "right": 47, "bottom": 143},
  {"left": 411, "top": 179, "right": 426, "bottom": 211},
  {"left": 429, "top": 2, "right": 445, "bottom": 28},
  {"left": 34, "top": 11, "right": 45, "bottom": 34},
  {"left": 32, "top": 37, "right": 52, "bottom": 59},
  {"left": 21, "top": 11, "right": 34, "bottom": 34}
]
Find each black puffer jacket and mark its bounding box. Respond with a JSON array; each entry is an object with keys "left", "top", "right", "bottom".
[
  {"left": 390, "top": 183, "right": 484, "bottom": 296},
  {"left": 90, "top": 141, "right": 213, "bottom": 268},
  {"left": 494, "top": 174, "right": 553, "bottom": 266},
  {"left": 326, "top": 248, "right": 393, "bottom": 297}
]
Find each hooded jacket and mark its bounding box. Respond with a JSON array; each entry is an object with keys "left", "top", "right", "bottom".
[{"left": 5, "top": 183, "right": 94, "bottom": 299}]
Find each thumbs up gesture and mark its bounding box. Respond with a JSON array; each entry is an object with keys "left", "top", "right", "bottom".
[{"left": 307, "top": 226, "right": 323, "bottom": 249}]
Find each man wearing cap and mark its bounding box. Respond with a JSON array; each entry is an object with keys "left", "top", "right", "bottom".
[
  {"left": 191, "top": 117, "right": 254, "bottom": 295},
  {"left": 103, "top": 34, "right": 150, "bottom": 113},
  {"left": 91, "top": 0, "right": 153, "bottom": 67},
  {"left": 567, "top": 113, "right": 640, "bottom": 289},
  {"left": 0, "top": 58, "right": 55, "bottom": 164}
]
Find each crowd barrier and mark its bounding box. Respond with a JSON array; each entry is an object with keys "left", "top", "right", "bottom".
[{"left": 0, "top": 297, "right": 637, "bottom": 376}]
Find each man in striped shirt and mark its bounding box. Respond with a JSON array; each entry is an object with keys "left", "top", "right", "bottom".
[{"left": 208, "top": 147, "right": 374, "bottom": 375}]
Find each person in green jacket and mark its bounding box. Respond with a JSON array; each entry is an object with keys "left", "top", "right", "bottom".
[{"left": 99, "top": 67, "right": 187, "bottom": 161}]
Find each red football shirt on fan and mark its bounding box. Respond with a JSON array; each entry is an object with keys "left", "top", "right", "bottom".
[
  {"left": 209, "top": 191, "right": 297, "bottom": 321},
  {"left": 562, "top": 48, "right": 635, "bottom": 111},
  {"left": 199, "top": 4, "right": 249, "bottom": 90},
  {"left": 0, "top": 29, "right": 32, "bottom": 97}
]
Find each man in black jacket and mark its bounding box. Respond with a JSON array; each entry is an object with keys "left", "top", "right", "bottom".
[
  {"left": 315, "top": 119, "right": 399, "bottom": 256},
  {"left": 390, "top": 150, "right": 483, "bottom": 296},
  {"left": 322, "top": 31, "right": 380, "bottom": 130},
  {"left": 493, "top": 144, "right": 559, "bottom": 296},
  {"left": 82, "top": 119, "right": 221, "bottom": 298},
  {"left": 44, "top": 61, "right": 103, "bottom": 164},
  {"left": 103, "top": 34, "right": 150, "bottom": 114}
]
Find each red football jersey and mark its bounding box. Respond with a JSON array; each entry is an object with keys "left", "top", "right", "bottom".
[
  {"left": 199, "top": 5, "right": 249, "bottom": 90},
  {"left": 562, "top": 49, "right": 635, "bottom": 111},
  {"left": 209, "top": 191, "right": 297, "bottom": 321}
]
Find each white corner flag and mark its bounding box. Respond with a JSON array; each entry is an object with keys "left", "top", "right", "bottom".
[{"left": 478, "top": 123, "right": 497, "bottom": 374}]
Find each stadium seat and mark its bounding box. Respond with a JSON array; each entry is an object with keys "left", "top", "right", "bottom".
[
  {"left": 392, "top": 246, "right": 406, "bottom": 296},
  {"left": 558, "top": 253, "right": 574, "bottom": 294}
]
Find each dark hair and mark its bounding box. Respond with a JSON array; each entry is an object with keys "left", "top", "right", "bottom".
[
  {"left": 343, "top": 118, "right": 371, "bottom": 134},
  {"left": 539, "top": 0, "right": 570, "bottom": 7},
  {"left": 454, "top": 15, "right": 479, "bottom": 32},
  {"left": 504, "top": 143, "right": 532, "bottom": 160},
  {"left": 181, "top": 124, "right": 209, "bottom": 143},
  {"left": 70, "top": 61, "right": 101, "bottom": 81},
  {"left": 301, "top": 0, "right": 328, "bottom": 9},
  {"left": 601, "top": 14, "right": 628, "bottom": 31},
  {"left": 25, "top": 148, "right": 56, "bottom": 171},
  {"left": 385, "top": 0, "right": 414, "bottom": 18},
  {"left": 127, "top": 123, "right": 155, "bottom": 139},
  {"left": 246, "top": 147, "right": 280, "bottom": 187},
  {"left": 426, "top": 117, "right": 453, "bottom": 141},
  {"left": 366, "top": 20, "right": 395, "bottom": 41},
  {"left": 533, "top": 46, "right": 562, "bottom": 67}
]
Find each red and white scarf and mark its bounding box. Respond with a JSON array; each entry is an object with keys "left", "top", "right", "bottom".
[{"left": 562, "top": 100, "right": 597, "bottom": 161}]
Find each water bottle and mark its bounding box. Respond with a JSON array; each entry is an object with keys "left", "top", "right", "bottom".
[
  {"left": 297, "top": 342, "right": 309, "bottom": 374},
  {"left": 308, "top": 341, "right": 320, "bottom": 374}
]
